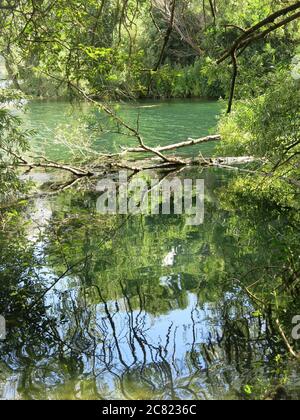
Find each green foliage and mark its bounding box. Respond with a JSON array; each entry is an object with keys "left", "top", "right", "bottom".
[
  {"left": 0, "top": 90, "right": 30, "bottom": 201},
  {"left": 222, "top": 176, "right": 298, "bottom": 211},
  {"left": 146, "top": 58, "right": 224, "bottom": 99},
  {"left": 225, "top": 73, "right": 300, "bottom": 160},
  {"left": 217, "top": 72, "right": 300, "bottom": 208},
  {"left": 1, "top": 0, "right": 298, "bottom": 100}
]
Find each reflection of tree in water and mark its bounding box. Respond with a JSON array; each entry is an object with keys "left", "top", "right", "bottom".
[{"left": 0, "top": 170, "right": 299, "bottom": 399}]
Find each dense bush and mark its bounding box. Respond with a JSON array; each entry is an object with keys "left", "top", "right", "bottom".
[
  {"left": 0, "top": 90, "right": 30, "bottom": 201},
  {"left": 217, "top": 71, "right": 300, "bottom": 208}
]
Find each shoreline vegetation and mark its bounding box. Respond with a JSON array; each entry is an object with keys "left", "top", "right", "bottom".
[
  {"left": 1, "top": 1, "right": 299, "bottom": 189},
  {"left": 1, "top": 2, "right": 299, "bottom": 185}
]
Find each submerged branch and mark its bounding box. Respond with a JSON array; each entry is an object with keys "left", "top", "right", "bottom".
[{"left": 17, "top": 161, "right": 93, "bottom": 177}]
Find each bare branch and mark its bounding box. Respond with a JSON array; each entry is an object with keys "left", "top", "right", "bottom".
[
  {"left": 217, "top": 2, "right": 300, "bottom": 112},
  {"left": 121, "top": 135, "right": 221, "bottom": 153},
  {"left": 153, "top": 0, "right": 177, "bottom": 71}
]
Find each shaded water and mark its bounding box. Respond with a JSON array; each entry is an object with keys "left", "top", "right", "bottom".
[{"left": 0, "top": 101, "right": 299, "bottom": 400}]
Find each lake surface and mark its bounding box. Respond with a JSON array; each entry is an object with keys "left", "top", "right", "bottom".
[
  {"left": 0, "top": 100, "right": 299, "bottom": 400},
  {"left": 24, "top": 99, "right": 222, "bottom": 159}
]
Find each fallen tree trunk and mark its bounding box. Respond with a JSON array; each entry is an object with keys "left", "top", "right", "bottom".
[
  {"left": 16, "top": 154, "right": 256, "bottom": 176},
  {"left": 95, "top": 155, "right": 257, "bottom": 173},
  {"left": 6, "top": 132, "right": 254, "bottom": 178},
  {"left": 121, "top": 135, "right": 221, "bottom": 153}
]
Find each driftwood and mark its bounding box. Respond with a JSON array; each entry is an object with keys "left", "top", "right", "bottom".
[
  {"left": 110, "top": 155, "right": 256, "bottom": 172},
  {"left": 121, "top": 135, "right": 221, "bottom": 153},
  {"left": 218, "top": 2, "right": 300, "bottom": 113},
  {"left": 9, "top": 126, "right": 294, "bottom": 197},
  {"left": 17, "top": 160, "right": 93, "bottom": 177},
  {"left": 10, "top": 134, "right": 256, "bottom": 177}
]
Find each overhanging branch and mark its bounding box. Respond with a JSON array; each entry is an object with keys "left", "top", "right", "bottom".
[{"left": 217, "top": 2, "right": 300, "bottom": 112}]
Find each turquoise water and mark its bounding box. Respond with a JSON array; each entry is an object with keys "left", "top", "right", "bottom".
[{"left": 24, "top": 99, "right": 222, "bottom": 160}]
